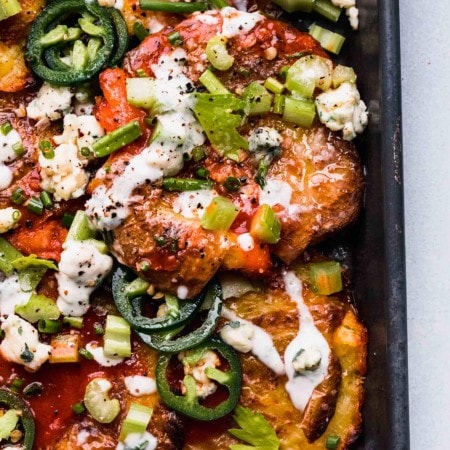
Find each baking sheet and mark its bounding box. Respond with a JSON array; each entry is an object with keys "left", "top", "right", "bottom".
[{"left": 350, "top": 0, "right": 409, "bottom": 448}]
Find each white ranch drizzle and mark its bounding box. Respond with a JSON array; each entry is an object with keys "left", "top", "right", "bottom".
[{"left": 283, "top": 270, "right": 331, "bottom": 411}]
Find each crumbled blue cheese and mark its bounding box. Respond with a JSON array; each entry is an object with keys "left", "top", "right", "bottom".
[
  {"left": 237, "top": 233, "right": 254, "bottom": 252},
  {"left": 0, "top": 126, "right": 22, "bottom": 191},
  {"left": 85, "top": 342, "right": 124, "bottom": 367},
  {"left": 26, "top": 82, "right": 73, "bottom": 122},
  {"left": 179, "top": 350, "right": 220, "bottom": 399},
  {"left": 292, "top": 346, "right": 322, "bottom": 373},
  {"left": 124, "top": 375, "right": 157, "bottom": 396},
  {"left": 0, "top": 274, "right": 30, "bottom": 317},
  {"left": 0, "top": 208, "right": 20, "bottom": 234},
  {"left": 39, "top": 114, "right": 104, "bottom": 201},
  {"left": 86, "top": 48, "right": 205, "bottom": 230},
  {"left": 330, "top": 0, "right": 359, "bottom": 29},
  {"left": 56, "top": 240, "right": 113, "bottom": 316},
  {"left": 0, "top": 314, "right": 51, "bottom": 372},
  {"left": 220, "top": 321, "right": 254, "bottom": 353},
  {"left": 220, "top": 7, "right": 263, "bottom": 39},
  {"left": 248, "top": 127, "right": 282, "bottom": 156},
  {"left": 315, "top": 81, "right": 368, "bottom": 141},
  {"left": 116, "top": 432, "right": 158, "bottom": 450}
]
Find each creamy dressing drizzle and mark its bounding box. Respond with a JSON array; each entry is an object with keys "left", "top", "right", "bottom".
[
  {"left": 86, "top": 48, "right": 205, "bottom": 230},
  {"left": 221, "top": 306, "right": 285, "bottom": 376},
  {"left": 283, "top": 270, "right": 331, "bottom": 411}
]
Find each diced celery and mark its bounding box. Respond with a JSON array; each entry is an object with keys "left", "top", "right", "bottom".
[
  {"left": 309, "top": 24, "right": 346, "bottom": 55},
  {"left": 124, "top": 277, "right": 150, "bottom": 299},
  {"left": 38, "top": 319, "right": 62, "bottom": 334},
  {"left": 332, "top": 64, "right": 357, "bottom": 88},
  {"left": 15, "top": 294, "right": 60, "bottom": 323},
  {"left": 242, "top": 82, "right": 273, "bottom": 116},
  {"left": 0, "top": 410, "right": 20, "bottom": 441},
  {"left": 66, "top": 210, "right": 96, "bottom": 242},
  {"left": 103, "top": 315, "right": 131, "bottom": 358},
  {"left": 0, "top": 0, "right": 21, "bottom": 21},
  {"left": 126, "top": 77, "right": 159, "bottom": 110},
  {"left": 282, "top": 96, "right": 316, "bottom": 128},
  {"left": 0, "top": 236, "right": 22, "bottom": 275},
  {"left": 49, "top": 334, "right": 81, "bottom": 363},
  {"left": 273, "top": 94, "right": 285, "bottom": 115},
  {"left": 84, "top": 378, "right": 120, "bottom": 424},
  {"left": 199, "top": 69, "right": 230, "bottom": 94},
  {"left": 119, "top": 403, "right": 153, "bottom": 441},
  {"left": 201, "top": 196, "right": 240, "bottom": 231},
  {"left": 250, "top": 204, "right": 281, "bottom": 244},
  {"left": 206, "top": 35, "right": 234, "bottom": 71},
  {"left": 63, "top": 316, "right": 84, "bottom": 329},
  {"left": 264, "top": 77, "right": 285, "bottom": 94},
  {"left": 313, "top": 0, "right": 342, "bottom": 22},
  {"left": 286, "top": 54, "right": 333, "bottom": 97},
  {"left": 309, "top": 261, "right": 343, "bottom": 295},
  {"left": 271, "top": 0, "right": 313, "bottom": 13}
]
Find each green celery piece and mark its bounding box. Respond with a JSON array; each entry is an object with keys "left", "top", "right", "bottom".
[
  {"left": 0, "top": 0, "right": 21, "bottom": 21},
  {"left": 242, "top": 82, "right": 273, "bottom": 116},
  {"left": 194, "top": 93, "right": 246, "bottom": 111},
  {"left": 11, "top": 254, "right": 58, "bottom": 272},
  {"left": 66, "top": 210, "right": 96, "bottom": 242},
  {"left": 15, "top": 293, "right": 60, "bottom": 323},
  {"left": 0, "top": 409, "right": 20, "bottom": 440},
  {"left": 228, "top": 405, "right": 280, "bottom": 450},
  {"left": 0, "top": 237, "right": 22, "bottom": 275}
]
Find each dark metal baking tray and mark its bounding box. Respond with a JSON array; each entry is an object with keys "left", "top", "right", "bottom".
[{"left": 350, "top": 1, "right": 409, "bottom": 448}]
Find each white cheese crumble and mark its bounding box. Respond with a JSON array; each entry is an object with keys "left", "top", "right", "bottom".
[
  {"left": 172, "top": 189, "right": 217, "bottom": 219},
  {"left": 86, "top": 48, "right": 205, "bottom": 230},
  {"left": 237, "top": 233, "right": 254, "bottom": 252},
  {"left": 0, "top": 208, "right": 20, "bottom": 234},
  {"left": 330, "top": 0, "right": 359, "bottom": 29},
  {"left": 26, "top": 82, "right": 73, "bottom": 122},
  {"left": 0, "top": 126, "right": 22, "bottom": 191},
  {"left": 124, "top": 375, "right": 157, "bottom": 396},
  {"left": 220, "top": 320, "right": 254, "bottom": 353},
  {"left": 315, "top": 82, "right": 368, "bottom": 141},
  {"left": 259, "top": 178, "right": 293, "bottom": 210},
  {"left": 39, "top": 114, "right": 104, "bottom": 201},
  {"left": 56, "top": 240, "right": 113, "bottom": 316},
  {"left": 220, "top": 7, "right": 263, "bottom": 39},
  {"left": 85, "top": 342, "right": 124, "bottom": 367},
  {"left": 0, "top": 274, "right": 30, "bottom": 317},
  {"left": 179, "top": 349, "right": 220, "bottom": 399},
  {"left": 116, "top": 432, "right": 158, "bottom": 450},
  {"left": 292, "top": 346, "right": 322, "bottom": 373},
  {"left": 177, "top": 285, "right": 189, "bottom": 300},
  {"left": 0, "top": 314, "right": 51, "bottom": 372}
]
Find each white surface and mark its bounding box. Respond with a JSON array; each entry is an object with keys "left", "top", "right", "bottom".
[{"left": 399, "top": 1, "right": 450, "bottom": 448}]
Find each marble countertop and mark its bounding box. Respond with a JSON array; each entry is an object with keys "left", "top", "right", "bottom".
[{"left": 399, "top": 0, "right": 450, "bottom": 448}]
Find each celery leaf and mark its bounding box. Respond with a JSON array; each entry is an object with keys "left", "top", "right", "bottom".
[{"left": 228, "top": 405, "right": 280, "bottom": 450}]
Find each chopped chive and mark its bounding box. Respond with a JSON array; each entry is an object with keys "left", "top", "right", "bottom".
[
  {"left": 63, "top": 316, "right": 84, "bottom": 329},
  {"left": 80, "top": 146, "right": 93, "bottom": 158},
  {"left": 92, "top": 120, "right": 142, "bottom": 158},
  {"left": 326, "top": 435, "right": 341, "bottom": 449},
  {"left": 78, "top": 348, "right": 94, "bottom": 360},
  {"left": 139, "top": 0, "right": 208, "bottom": 13},
  {"left": 12, "top": 141, "right": 25, "bottom": 157},
  {"left": 255, "top": 159, "right": 269, "bottom": 188},
  {"left": 39, "top": 191, "right": 53, "bottom": 209},
  {"left": 61, "top": 212, "right": 75, "bottom": 228},
  {"left": 0, "top": 122, "right": 12, "bottom": 135},
  {"left": 136, "top": 68, "right": 147, "bottom": 78},
  {"left": 133, "top": 21, "right": 149, "bottom": 41},
  {"left": 139, "top": 261, "right": 150, "bottom": 271},
  {"left": 191, "top": 146, "right": 206, "bottom": 162},
  {"left": 94, "top": 323, "right": 105, "bottom": 335},
  {"left": 223, "top": 176, "right": 241, "bottom": 192},
  {"left": 264, "top": 77, "right": 285, "bottom": 94},
  {"left": 72, "top": 402, "right": 86, "bottom": 414},
  {"left": 27, "top": 197, "right": 44, "bottom": 215},
  {"left": 196, "top": 167, "right": 209, "bottom": 178},
  {"left": 38, "top": 319, "right": 62, "bottom": 334},
  {"left": 168, "top": 30, "right": 183, "bottom": 47},
  {"left": 10, "top": 378, "right": 25, "bottom": 392},
  {"left": 237, "top": 67, "right": 251, "bottom": 77},
  {"left": 11, "top": 187, "right": 26, "bottom": 205},
  {"left": 279, "top": 65, "right": 290, "bottom": 78},
  {"left": 162, "top": 178, "right": 213, "bottom": 192},
  {"left": 273, "top": 94, "right": 285, "bottom": 115},
  {"left": 39, "top": 140, "right": 55, "bottom": 159}
]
